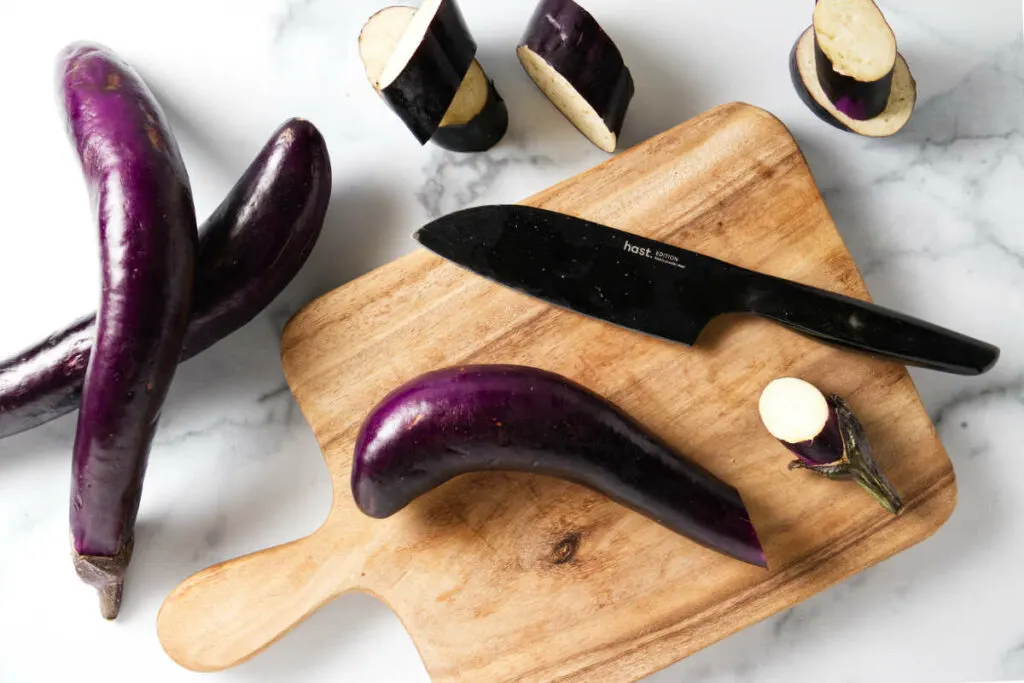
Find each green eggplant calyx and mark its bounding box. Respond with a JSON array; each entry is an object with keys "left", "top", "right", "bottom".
[{"left": 789, "top": 395, "right": 904, "bottom": 515}]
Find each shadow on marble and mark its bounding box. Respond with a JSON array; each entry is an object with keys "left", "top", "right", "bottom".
[
  {"left": 0, "top": 412, "right": 77, "bottom": 473},
  {"left": 220, "top": 592, "right": 427, "bottom": 682},
  {"left": 610, "top": 21, "right": 712, "bottom": 150},
  {"left": 265, "top": 180, "right": 407, "bottom": 331},
  {"left": 145, "top": 78, "right": 243, "bottom": 181}
]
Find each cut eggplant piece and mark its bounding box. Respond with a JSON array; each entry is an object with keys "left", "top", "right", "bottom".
[
  {"left": 758, "top": 377, "right": 903, "bottom": 515},
  {"left": 813, "top": 0, "right": 896, "bottom": 120},
  {"left": 517, "top": 0, "right": 634, "bottom": 153},
  {"left": 359, "top": 4, "right": 507, "bottom": 152},
  {"left": 376, "top": 0, "right": 475, "bottom": 143},
  {"left": 758, "top": 377, "right": 844, "bottom": 466},
  {"left": 791, "top": 23, "right": 916, "bottom": 137}
]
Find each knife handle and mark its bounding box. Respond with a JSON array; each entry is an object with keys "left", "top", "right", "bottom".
[{"left": 736, "top": 272, "right": 1000, "bottom": 375}]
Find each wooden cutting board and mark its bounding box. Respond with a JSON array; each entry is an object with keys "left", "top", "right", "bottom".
[{"left": 157, "top": 102, "right": 956, "bottom": 681}]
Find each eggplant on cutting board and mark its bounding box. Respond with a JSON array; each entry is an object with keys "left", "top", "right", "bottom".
[
  {"left": 791, "top": 0, "right": 916, "bottom": 136},
  {"left": 759, "top": 377, "right": 903, "bottom": 514},
  {"left": 359, "top": 0, "right": 508, "bottom": 152},
  {"left": 353, "top": 365, "right": 767, "bottom": 568}
]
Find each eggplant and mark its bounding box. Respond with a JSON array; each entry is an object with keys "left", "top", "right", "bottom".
[
  {"left": 758, "top": 377, "right": 903, "bottom": 514},
  {"left": 60, "top": 42, "right": 198, "bottom": 619},
  {"left": 359, "top": 4, "right": 508, "bottom": 152},
  {"left": 790, "top": 0, "right": 916, "bottom": 137},
  {"left": 352, "top": 365, "right": 767, "bottom": 568},
  {"left": 0, "top": 118, "right": 331, "bottom": 440},
  {"left": 517, "top": 0, "right": 634, "bottom": 153}
]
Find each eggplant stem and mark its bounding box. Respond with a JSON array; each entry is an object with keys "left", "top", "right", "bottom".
[
  {"left": 789, "top": 460, "right": 853, "bottom": 481},
  {"left": 72, "top": 537, "right": 134, "bottom": 620},
  {"left": 830, "top": 395, "right": 904, "bottom": 515},
  {"left": 851, "top": 467, "right": 903, "bottom": 515}
]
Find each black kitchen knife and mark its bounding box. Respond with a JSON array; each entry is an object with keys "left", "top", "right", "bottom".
[{"left": 413, "top": 205, "right": 999, "bottom": 376}]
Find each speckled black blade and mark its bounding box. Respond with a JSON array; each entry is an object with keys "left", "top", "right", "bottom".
[
  {"left": 414, "top": 205, "right": 738, "bottom": 346},
  {"left": 414, "top": 205, "right": 1001, "bottom": 375}
]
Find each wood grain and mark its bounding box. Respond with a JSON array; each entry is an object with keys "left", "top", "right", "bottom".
[{"left": 157, "top": 102, "right": 956, "bottom": 681}]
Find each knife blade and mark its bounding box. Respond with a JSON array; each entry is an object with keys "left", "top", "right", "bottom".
[{"left": 413, "top": 205, "right": 999, "bottom": 376}]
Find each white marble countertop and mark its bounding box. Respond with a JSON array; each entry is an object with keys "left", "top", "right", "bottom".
[{"left": 0, "top": 1, "right": 1021, "bottom": 681}]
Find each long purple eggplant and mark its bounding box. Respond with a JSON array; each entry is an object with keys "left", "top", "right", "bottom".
[
  {"left": 517, "top": 0, "right": 634, "bottom": 153},
  {"left": 61, "top": 42, "right": 197, "bottom": 619},
  {"left": 0, "top": 118, "right": 331, "bottom": 440},
  {"left": 352, "top": 365, "right": 767, "bottom": 568}
]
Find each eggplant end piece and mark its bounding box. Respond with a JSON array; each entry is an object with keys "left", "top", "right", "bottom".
[
  {"left": 760, "top": 378, "right": 903, "bottom": 515},
  {"left": 790, "top": 27, "right": 916, "bottom": 137},
  {"left": 72, "top": 538, "right": 134, "bottom": 620}
]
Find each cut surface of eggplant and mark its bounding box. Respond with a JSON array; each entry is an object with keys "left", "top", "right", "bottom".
[
  {"left": 758, "top": 377, "right": 831, "bottom": 445},
  {"left": 517, "top": 0, "right": 634, "bottom": 153},
  {"left": 360, "top": 6, "right": 414, "bottom": 84},
  {"left": 360, "top": 4, "right": 507, "bottom": 151},
  {"left": 792, "top": 26, "right": 915, "bottom": 136},
  {"left": 814, "top": 0, "right": 896, "bottom": 82},
  {"left": 376, "top": 0, "right": 455, "bottom": 90}
]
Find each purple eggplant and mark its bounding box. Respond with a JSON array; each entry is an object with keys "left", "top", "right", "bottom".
[
  {"left": 0, "top": 118, "right": 331, "bottom": 440},
  {"left": 352, "top": 365, "right": 767, "bottom": 568},
  {"left": 60, "top": 42, "right": 198, "bottom": 619},
  {"left": 790, "top": 0, "right": 916, "bottom": 137},
  {"left": 758, "top": 377, "right": 903, "bottom": 514},
  {"left": 359, "top": 4, "right": 507, "bottom": 152},
  {"left": 517, "top": 0, "right": 634, "bottom": 153}
]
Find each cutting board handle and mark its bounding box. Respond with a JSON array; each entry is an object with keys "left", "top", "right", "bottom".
[{"left": 157, "top": 522, "right": 365, "bottom": 672}]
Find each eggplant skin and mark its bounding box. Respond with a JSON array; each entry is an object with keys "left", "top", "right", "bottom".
[
  {"left": 0, "top": 118, "right": 331, "bottom": 440},
  {"left": 0, "top": 317, "right": 94, "bottom": 439},
  {"left": 353, "top": 365, "right": 767, "bottom": 568},
  {"left": 61, "top": 42, "right": 198, "bottom": 618},
  {"left": 380, "top": 0, "right": 477, "bottom": 145},
  {"left": 788, "top": 37, "right": 850, "bottom": 133},
  {"left": 182, "top": 118, "right": 331, "bottom": 355},
  {"left": 813, "top": 35, "right": 892, "bottom": 121},
  {"left": 519, "top": 0, "right": 635, "bottom": 145}
]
